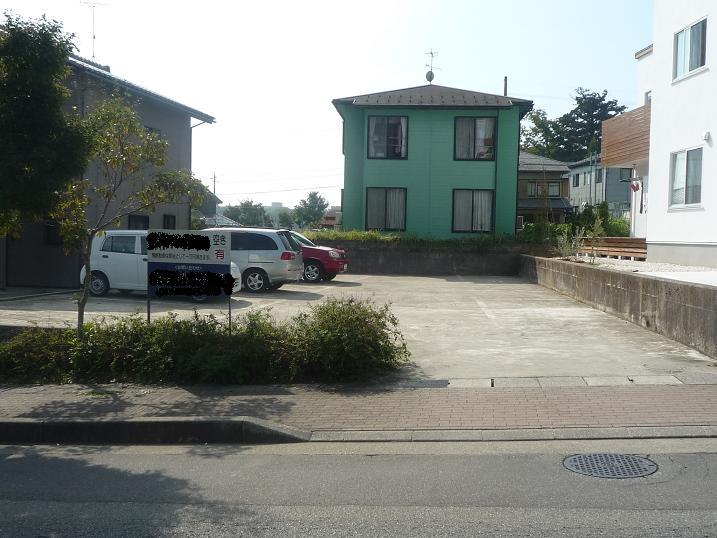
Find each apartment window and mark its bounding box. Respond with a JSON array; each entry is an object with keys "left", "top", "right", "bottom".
[
  {"left": 572, "top": 174, "right": 579, "bottom": 187},
  {"left": 583, "top": 172, "right": 590, "bottom": 186},
  {"left": 452, "top": 189, "right": 493, "bottom": 232},
  {"left": 674, "top": 18, "right": 707, "bottom": 79},
  {"left": 366, "top": 187, "right": 406, "bottom": 231},
  {"left": 162, "top": 214, "right": 176, "bottom": 229},
  {"left": 454, "top": 117, "right": 496, "bottom": 160},
  {"left": 367, "top": 116, "right": 408, "bottom": 159},
  {"left": 128, "top": 214, "right": 149, "bottom": 230},
  {"left": 670, "top": 147, "right": 702, "bottom": 205},
  {"left": 595, "top": 169, "right": 603, "bottom": 184}
]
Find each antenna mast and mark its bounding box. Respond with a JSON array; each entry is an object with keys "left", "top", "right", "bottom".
[
  {"left": 424, "top": 49, "right": 439, "bottom": 84},
  {"left": 81, "top": 1, "right": 109, "bottom": 59}
]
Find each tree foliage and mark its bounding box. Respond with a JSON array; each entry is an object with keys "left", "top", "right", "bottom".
[
  {"left": 293, "top": 191, "right": 329, "bottom": 228},
  {"left": 278, "top": 207, "right": 294, "bottom": 229},
  {"left": 0, "top": 14, "right": 92, "bottom": 234},
  {"left": 222, "top": 200, "right": 272, "bottom": 227},
  {"left": 521, "top": 88, "right": 626, "bottom": 162},
  {"left": 50, "top": 96, "right": 205, "bottom": 336}
]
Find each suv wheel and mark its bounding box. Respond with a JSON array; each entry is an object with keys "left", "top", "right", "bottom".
[
  {"left": 243, "top": 269, "right": 270, "bottom": 293},
  {"left": 89, "top": 272, "right": 109, "bottom": 297},
  {"left": 303, "top": 261, "right": 324, "bottom": 283}
]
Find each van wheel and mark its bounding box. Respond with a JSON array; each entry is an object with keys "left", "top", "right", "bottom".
[
  {"left": 89, "top": 272, "right": 109, "bottom": 297},
  {"left": 243, "top": 269, "right": 270, "bottom": 293},
  {"left": 303, "top": 261, "right": 324, "bottom": 283}
]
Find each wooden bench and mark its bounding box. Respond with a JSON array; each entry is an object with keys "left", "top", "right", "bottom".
[{"left": 578, "top": 237, "right": 647, "bottom": 261}]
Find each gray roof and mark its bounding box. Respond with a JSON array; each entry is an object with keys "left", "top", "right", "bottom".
[
  {"left": 201, "top": 214, "right": 239, "bottom": 227},
  {"left": 568, "top": 155, "right": 601, "bottom": 169},
  {"left": 333, "top": 84, "right": 532, "bottom": 114},
  {"left": 519, "top": 151, "right": 570, "bottom": 173},
  {"left": 69, "top": 55, "right": 215, "bottom": 123}
]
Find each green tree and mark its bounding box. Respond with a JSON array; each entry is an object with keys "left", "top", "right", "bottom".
[
  {"left": 50, "top": 97, "right": 205, "bottom": 336},
  {"left": 222, "top": 200, "right": 271, "bottom": 227},
  {"left": 0, "top": 14, "right": 92, "bottom": 234},
  {"left": 521, "top": 88, "right": 626, "bottom": 162},
  {"left": 278, "top": 207, "right": 294, "bottom": 229},
  {"left": 293, "top": 191, "right": 329, "bottom": 228}
]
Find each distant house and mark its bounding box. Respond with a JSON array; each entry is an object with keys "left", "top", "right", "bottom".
[
  {"left": 0, "top": 55, "right": 214, "bottom": 289},
  {"left": 333, "top": 84, "right": 532, "bottom": 237},
  {"left": 568, "top": 155, "right": 633, "bottom": 218},
  {"left": 319, "top": 206, "right": 343, "bottom": 229},
  {"left": 517, "top": 152, "right": 571, "bottom": 227}
]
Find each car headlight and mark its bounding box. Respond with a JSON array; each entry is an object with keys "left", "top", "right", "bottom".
[{"left": 329, "top": 250, "right": 340, "bottom": 258}]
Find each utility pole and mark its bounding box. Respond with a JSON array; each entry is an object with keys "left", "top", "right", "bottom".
[{"left": 213, "top": 173, "right": 217, "bottom": 216}]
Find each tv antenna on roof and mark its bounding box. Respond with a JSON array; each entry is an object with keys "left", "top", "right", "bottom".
[
  {"left": 425, "top": 49, "right": 439, "bottom": 84},
  {"left": 80, "top": 1, "right": 110, "bottom": 59}
]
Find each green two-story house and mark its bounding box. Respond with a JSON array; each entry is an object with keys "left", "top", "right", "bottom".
[{"left": 333, "top": 84, "right": 532, "bottom": 237}]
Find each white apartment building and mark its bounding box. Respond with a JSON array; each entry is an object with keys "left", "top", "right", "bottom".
[{"left": 603, "top": 0, "right": 716, "bottom": 266}]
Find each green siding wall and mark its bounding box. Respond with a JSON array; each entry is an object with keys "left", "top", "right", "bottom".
[{"left": 337, "top": 104, "right": 520, "bottom": 237}]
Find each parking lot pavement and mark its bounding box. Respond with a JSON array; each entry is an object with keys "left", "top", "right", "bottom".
[{"left": 0, "top": 274, "right": 714, "bottom": 382}]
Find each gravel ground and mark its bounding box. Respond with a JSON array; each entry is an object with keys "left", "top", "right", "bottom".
[{"left": 572, "top": 256, "right": 715, "bottom": 273}]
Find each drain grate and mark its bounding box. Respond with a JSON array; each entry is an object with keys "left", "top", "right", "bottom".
[{"left": 563, "top": 453, "right": 658, "bottom": 479}]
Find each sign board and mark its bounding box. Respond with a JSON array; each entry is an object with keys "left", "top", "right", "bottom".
[{"left": 146, "top": 230, "right": 234, "bottom": 298}]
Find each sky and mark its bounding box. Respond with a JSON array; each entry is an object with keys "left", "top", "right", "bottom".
[{"left": 4, "top": 0, "right": 653, "bottom": 209}]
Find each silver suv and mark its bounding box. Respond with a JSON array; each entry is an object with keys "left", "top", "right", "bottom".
[{"left": 205, "top": 227, "right": 303, "bottom": 292}]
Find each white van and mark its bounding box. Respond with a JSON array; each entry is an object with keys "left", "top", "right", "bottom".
[{"left": 80, "top": 230, "right": 241, "bottom": 297}]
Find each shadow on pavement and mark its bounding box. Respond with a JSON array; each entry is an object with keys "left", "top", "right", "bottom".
[{"left": 0, "top": 445, "right": 212, "bottom": 535}]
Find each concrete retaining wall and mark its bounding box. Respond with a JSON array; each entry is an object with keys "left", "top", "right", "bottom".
[
  {"left": 318, "top": 241, "right": 521, "bottom": 275},
  {"left": 520, "top": 255, "right": 717, "bottom": 359}
]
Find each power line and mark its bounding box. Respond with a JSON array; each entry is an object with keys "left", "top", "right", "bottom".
[{"left": 219, "top": 184, "right": 342, "bottom": 196}]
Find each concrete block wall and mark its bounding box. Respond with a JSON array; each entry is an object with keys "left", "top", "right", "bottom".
[
  {"left": 520, "top": 255, "right": 717, "bottom": 359},
  {"left": 319, "top": 241, "right": 521, "bottom": 276}
]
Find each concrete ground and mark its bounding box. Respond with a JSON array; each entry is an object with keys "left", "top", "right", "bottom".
[{"left": 0, "top": 274, "right": 714, "bottom": 381}]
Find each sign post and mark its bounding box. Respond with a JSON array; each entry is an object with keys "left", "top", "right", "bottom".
[{"left": 146, "top": 230, "right": 234, "bottom": 323}]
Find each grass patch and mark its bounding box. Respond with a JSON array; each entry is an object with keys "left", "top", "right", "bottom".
[{"left": 0, "top": 297, "right": 410, "bottom": 385}]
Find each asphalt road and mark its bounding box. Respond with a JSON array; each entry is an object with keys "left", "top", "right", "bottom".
[{"left": 1, "top": 439, "right": 717, "bottom": 537}]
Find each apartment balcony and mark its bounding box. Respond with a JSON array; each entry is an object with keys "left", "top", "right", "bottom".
[{"left": 601, "top": 103, "right": 650, "bottom": 170}]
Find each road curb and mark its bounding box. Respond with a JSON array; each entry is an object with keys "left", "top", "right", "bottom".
[
  {"left": 0, "top": 416, "right": 311, "bottom": 444},
  {"left": 0, "top": 290, "right": 77, "bottom": 302},
  {"left": 310, "top": 425, "right": 717, "bottom": 442}
]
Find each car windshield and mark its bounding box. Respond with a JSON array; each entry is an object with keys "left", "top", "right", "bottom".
[
  {"left": 279, "top": 231, "right": 302, "bottom": 251},
  {"left": 290, "top": 231, "right": 316, "bottom": 247}
]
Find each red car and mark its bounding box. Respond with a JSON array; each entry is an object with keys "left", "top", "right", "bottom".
[{"left": 289, "top": 231, "right": 349, "bottom": 282}]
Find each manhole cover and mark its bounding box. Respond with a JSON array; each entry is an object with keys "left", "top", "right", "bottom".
[{"left": 563, "top": 453, "right": 658, "bottom": 479}]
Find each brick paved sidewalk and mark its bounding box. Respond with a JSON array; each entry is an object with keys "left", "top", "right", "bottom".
[{"left": 2, "top": 383, "right": 717, "bottom": 433}]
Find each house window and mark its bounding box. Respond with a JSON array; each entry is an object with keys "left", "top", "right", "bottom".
[
  {"left": 619, "top": 168, "right": 633, "bottom": 182},
  {"left": 526, "top": 182, "right": 537, "bottom": 198},
  {"left": 145, "top": 126, "right": 163, "bottom": 138},
  {"left": 548, "top": 182, "right": 561, "bottom": 198},
  {"left": 454, "top": 117, "right": 496, "bottom": 160},
  {"left": 367, "top": 116, "right": 408, "bottom": 159},
  {"left": 163, "top": 214, "right": 176, "bottom": 229},
  {"left": 595, "top": 169, "right": 603, "bottom": 184},
  {"left": 572, "top": 174, "right": 579, "bottom": 187},
  {"left": 366, "top": 187, "right": 406, "bottom": 231},
  {"left": 670, "top": 147, "right": 702, "bottom": 205},
  {"left": 583, "top": 172, "right": 590, "bottom": 186},
  {"left": 128, "top": 214, "right": 149, "bottom": 230},
  {"left": 44, "top": 220, "right": 63, "bottom": 246},
  {"left": 674, "top": 18, "right": 707, "bottom": 79},
  {"left": 452, "top": 189, "right": 493, "bottom": 232}
]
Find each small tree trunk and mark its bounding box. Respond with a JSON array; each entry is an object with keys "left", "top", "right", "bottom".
[{"left": 77, "top": 231, "right": 95, "bottom": 339}]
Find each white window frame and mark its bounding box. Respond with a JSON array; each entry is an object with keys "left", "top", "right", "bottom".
[
  {"left": 673, "top": 16, "right": 708, "bottom": 82},
  {"left": 669, "top": 145, "right": 703, "bottom": 208}
]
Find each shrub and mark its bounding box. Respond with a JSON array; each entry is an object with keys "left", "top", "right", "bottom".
[
  {"left": 290, "top": 297, "right": 410, "bottom": 381},
  {"left": 0, "top": 298, "right": 409, "bottom": 385}
]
